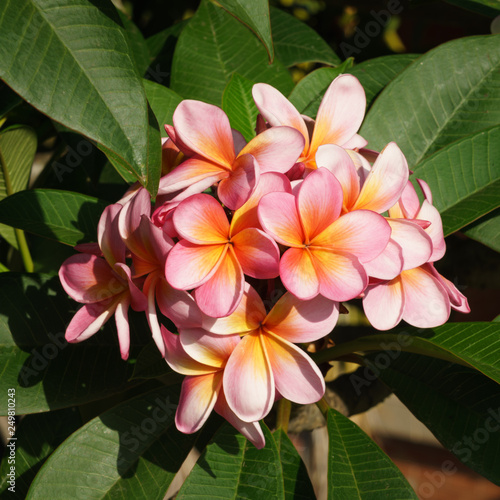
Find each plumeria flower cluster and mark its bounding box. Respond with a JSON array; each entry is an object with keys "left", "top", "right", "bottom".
[{"left": 59, "top": 74, "right": 469, "bottom": 448}]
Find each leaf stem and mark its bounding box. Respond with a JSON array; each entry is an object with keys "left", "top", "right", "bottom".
[{"left": 276, "top": 398, "right": 291, "bottom": 432}]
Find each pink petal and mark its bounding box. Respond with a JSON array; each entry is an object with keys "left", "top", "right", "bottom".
[
  {"left": 158, "top": 166, "right": 223, "bottom": 200},
  {"left": 65, "top": 300, "right": 117, "bottom": 343},
  {"left": 280, "top": 247, "right": 320, "bottom": 300},
  {"left": 223, "top": 332, "right": 274, "bottom": 422},
  {"left": 194, "top": 246, "right": 244, "bottom": 318},
  {"left": 176, "top": 372, "right": 222, "bottom": 433},
  {"left": 401, "top": 267, "right": 450, "bottom": 328},
  {"left": 315, "top": 145, "right": 359, "bottom": 211},
  {"left": 342, "top": 133, "right": 368, "bottom": 149},
  {"left": 389, "top": 181, "right": 420, "bottom": 219},
  {"left": 312, "top": 210, "right": 391, "bottom": 263},
  {"left": 352, "top": 142, "right": 409, "bottom": 213},
  {"left": 162, "top": 326, "right": 217, "bottom": 376},
  {"left": 417, "top": 200, "right": 446, "bottom": 262},
  {"left": 263, "top": 332, "right": 325, "bottom": 404},
  {"left": 202, "top": 282, "right": 265, "bottom": 335},
  {"left": 362, "top": 278, "right": 404, "bottom": 330},
  {"left": 173, "top": 194, "right": 230, "bottom": 244},
  {"left": 114, "top": 295, "right": 131, "bottom": 360},
  {"left": 417, "top": 179, "right": 433, "bottom": 204},
  {"left": 388, "top": 219, "right": 433, "bottom": 270},
  {"left": 258, "top": 192, "right": 304, "bottom": 247},
  {"left": 98, "top": 204, "right": 125, "bottom": 266},
  {"left": 297, "top": 167, "right": 342, "bottom": 242},
  {"left": 362, "top": 240, "right": 404, "bottom": 280},
  {"left": 165, "top": 241, "right": 226, "bottom": 290},
  {"left": 232, "top": 129, "right": 247, "bottom": 155},
  {"left": 59, "top": 253, "right": 125, "bottom": 303},
  {"left": 309, "top": 74, "right": 366, "bottom": 153},
  {"left": 180, "top": 329, "right": 240, "bottom": 368},
  {"left": 114, "top": 262, "right": 147, "bottom": 312},
  {"left": 264, "top": 292, "right": 339, "bottom": 343},
  {"left": 217, "top": 153, "right": 259, "bottom": 210},
  {"left": 310, "top": 247, "right": 367, "bottom": 301},
  {"left": 231, "top": 228, "right": 280, "bottom": 279},
  {"left": 173, "top": 100, "right": 235, "bottom": 167},
  {"left": 144, "top": 276, "right": 166, "bottom": 357},
  {"left": 230, "top": 172, "right": 292, "bottom": 234},
  {"left": 118, "top": 188, "right": 151, "bottom": 246},
  {"left": 425, "top": 264, "right": 470, "bottom": 314},
  {"left": 214, "top": 390, "right": 265, "bottom": 449},
  {"left": 240, "top": 126, "right": 305, "bottom": 174},
  {"left": 252, "top": 83, "right": 309, "bottom": 153}
]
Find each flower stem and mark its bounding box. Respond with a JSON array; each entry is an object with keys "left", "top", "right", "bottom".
[{"left": 276, "top": 398, "right": 292, "bottom": 432}]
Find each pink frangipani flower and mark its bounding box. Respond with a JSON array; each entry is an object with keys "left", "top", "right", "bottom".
[
  {"left": 165, "top": 193, "right": 280, "bottom": 317},
  {"left": 202, "top": 283, "right": 339, "bottom": 422},
  {"left": 59, "top": 204, "right": 147, "bottom": 360},
  {"left": 258, "top": 167, "right": 391, "bottom": 301},
  {"left": 158, "top": 100, "right": 305, "bottom": 209}
]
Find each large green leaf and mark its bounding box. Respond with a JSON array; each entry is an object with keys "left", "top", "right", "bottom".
[
  {"left": 144, "top": 80, "right": 182, "bottom": 137},
  {"left": 288, "top": 59, "right": 354, "bottom": 118},
  {"left": 0, "top": 82, "right": 23, "bottom": 119},
  {"left": 0, "top": 0, "right": 161, "bottom": 195},
  {"left": 463, "top": 208, "right": 500, "bottom": 253},
  {"left": 377, "top": 352, "right": 500, "bottom": 485},
  {"left": 327, "top": 408, "right": 417, "bottom": 499},
  {"left": 0, "top": 273, "right": 143, "bottom": 414},
  {"left": 270, "top": 7, "right": 340, "bottom": 67},
  {"left": 26, "top": 386, "right": 197, "bottom": 500},
  {"left": 444, "top": 0, "right": 500, "bottom": 17},
  {"left": 360, "top": 35, "right": 500, "bottom": 168},
  {"left": 412, "top": 126, "right": 500, "bottom": 236},
  {"left": 273, "top": 428, "right": 315, "bottom": 499},
  {"left": 222, "top": 73, "right": 258, "bottom": 142},
  {"left": 216, "top": 0, "right": 274, "bottom": 61},
  {"left": 0, "top": 189, "right": 107, "bottom": 246},
  {"left": 118, "top": 11, "right": 150, "bottom": 76},
  {"left": 0, "top": 408, "right": 82, "bottom": 497},
  {"left": 315, "top": 323, "right": 500, "bottom": 387},
  {"left": 170, "top": 0, "right": 293, "bottom": 105},
  {"left": 348, "top": 54, "right": 420, "bottom": 109},
  {"left": 0, "top": 125, "right": 37, "bottom": 248},
  {"left": 177, "top": 423, "right": 285, "bottom": 499}
]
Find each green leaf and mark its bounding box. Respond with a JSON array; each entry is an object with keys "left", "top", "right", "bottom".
[
  {"left": 270, "top": 7, "right": 340, "bottom": 67},
  {"left": 376, "top": 352, "right": 500, "bottom": 485},
  {"left": 288, "top": 59, "right": 355, "bottom": 118},
  {"left": 0, "top": 125, "right": 37, "bottom": 248},
  {"left": 273, "top": 428, "right": 315, "bottom": 499},
  {"left": 0, "top": 82, "right": 23, "bottom": 119},
  {"left": 444, "top": 0, "right": 500, "bottom": 17},
  {"left": 26, "top": 386, "right": 197, "bottom": 500},
  {"left": 348, "top": 54, "right": 420, "bottom": 109},
  {"left": 327, "top": 408, "right": 417, "bottom": 499},
  {"left": 222, "top": 73, "right": 258, "bottom": 142},
  {"left": 0, "top": 0, "right": 161, "bottom": 195},
  {"left": 317, "top": 323, "right": 500, "bottom": 387},
  {"left": 463, "top": 208, "right": 500, "bottom": 253},
  {"left": 216, "top": 0, "right": 274, "bottom": 62},
  {"left": 144, "top": 80, "right": 183, "bottom": 137},
  {"left": 412, "top": 126, "right": 500, "bottom": 236},
  {"left": 360, "top": 35, "right": 500, "bottom": 168},
  {"left": 131, "top": 341, "right": 174, "bottom": 381},
  {"left": 170, "top": 0, "right": 293, "bottom": 105},
  {"left": 0, "top": 408, "right": 82, "bottom": 497},
  {"left": 118, "top": 10, "right": 151, "bottom": 76},
  {"left": 0, "top": 273, "right": 140, "bottom": 414},
  {"left": 177, "top": 422, "right": 285, "bottom": 499},
  {"left": 0, "top": 189, "right": 107, "bottom": 246}
]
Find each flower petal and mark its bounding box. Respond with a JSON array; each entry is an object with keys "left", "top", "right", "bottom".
[
  {"left": 417, "top": 200, "right": 446, "bottom": 262},
  {"left": 231, "top": 172, "right": 292, "bottom": 234},
  {"left": 173, "top": 193, "right": 230, "bottom": 244},
  {"left": 280, "top": 247, "right": 320, "bottom": 300},
  {"left": 263, "top": 332, "right": 325, "bottom": 404},
  {"left": 176, "top": 372, "right": 222, "bottom": 433},
  {"left": 258, "top": 192, "right": 304, "bottom": 247},
  {"left": 65, "top": 300, "right": 117, "bottom": 343},
  {"left": 98, "top": 203, "right": 125, "bottom": 266},
  {"left": 173, "top": 99, "right": 235, "bottom": 167},
  {"left": 194, "top": 246, "right": 244, "bottom": 318},
  {"left": 362, "top": 239, "right": 404, "bottom": 280},
  {"left": 426, "top": 264, "right": 470, "bottom": 314},
  {"left": 202, "top": 282, "right": 265, "bottom": 335},
  {"left": 231, "top": 228, "right": 280, "bottom": 279},
  {"left": 252, "top": 83, "right": 310, "bottom": 153},
  {"left": 114, "top": 295, "right": 131, "bottom": 360},
  {"left": 264, "top": 292, "right": 339, "bottom": 343},
  {"left": 362, "top": 278, "right": 404, "bottom": 330},
  {"left": 165, "top": 241, "right": 226, "bottom": 290},
  {"left": 217, "top": 153, "right": 259, "bottom": 210},
  {"left": 388, "top": 219, "right": 433, "bottom": 270},
  {"left": 223, "top": 332, "right": 274, "bottom": 422},
  {"left": 240, "top": 126, "right": 305, "bottom": 174},
  {"left": 297, "top": 167, "right": 342, "bottom": 242},
  {"left": 309, "top": 74, "right": 366, "bottom": 153}
]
